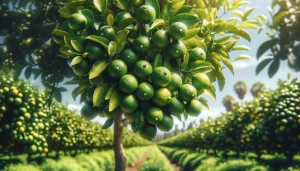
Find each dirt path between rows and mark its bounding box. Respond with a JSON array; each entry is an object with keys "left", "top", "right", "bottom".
[{"left": 126, "top": 151, "right": 150, "bottom": 171}]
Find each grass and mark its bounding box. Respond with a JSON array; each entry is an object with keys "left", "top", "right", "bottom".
[
  {"left": 141, "top": 146, "right": 173, "bottom": 171},
  {"left": 159, "top": 147, "right": 300, "bottom": 171},
  {"left": 1, "top": 146, "right": 150, "bottom": 171}
]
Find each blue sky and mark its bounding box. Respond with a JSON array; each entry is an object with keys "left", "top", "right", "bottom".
[{"left": 16, "top": 0, "right": 299, "bottom": 131}]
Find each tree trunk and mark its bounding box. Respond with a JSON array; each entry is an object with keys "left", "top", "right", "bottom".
[{"left": 114, "top": 111, "right": 126, "bottom": 171}]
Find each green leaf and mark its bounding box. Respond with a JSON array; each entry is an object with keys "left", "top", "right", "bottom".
[
  {"left": 257, "top": 14, "right": 267, "bottom": 22},
  {"left": 105, "top": 84, "right": 117, "bottom": 100},
  {"left": 216, "top": 71, "right": 225, "bottom": 91},
  {"left": 183, "top": 52, "right": 189, "bottom": 67},
  {"left": 232, "top": 45, "right": 250, "bottom": 51},
  {"left": 198, "top": 97, "right": 209, "bottom": 110},
  {"left": 107, "top": 14, "right": 114, "bottom": 26},
  {"left": 183, "top": 111, "right": 188, "bottom": 120},
  {"left": 146, "top": 0, "right": 160, "bottom": 18},
  {"left": 114, "top": 30, "right": 129, "bottom": 54},
  {"left": 178, "top": 5, "right": 193, "bottom": 14},
  {"left": 108, "top": 41, "right": 117, "bottom": 57},
  {"left": 24, "top": 66, "right": 32, "bottom": 79},
  {"left": 154, "top": 54, "right": 163, "bottom": 68},
  {"left": 161, "top": 0, "right": 185, "bottom": 21},
  {"left": 219, "top": 55, "right": 234, "bottom": 74},
  {"left": 273, "top": 11, "right": 289, "bottom": 28},
  {"left": 64, "top": 35, "right": 73, "bottom": 49},
  {"left": 89, "top": 60, "right": 109, "bottom": 79},
  {"left": 229, "top": 29, "right": 251, "bottom": 42},
  {"left": 224, "top": 40, "right": 237, "bottom": 52},
  {"left": 187, "top": 60, "right": 211, "bottom": 72},
  {"left": 242, "top": 7, "right": 255, "bottom": 21},
  {"left": 169, "top": 14, "right": 199, "bottom": 28},
  {"left": 183, "top": 38, "right": 197, "bottom": 49},
  {"left": 72, "top": 87, "right": 81, "bottom": 101},
  {"left": 204, "top": 85, "right": 216, "bottom": 101},
  {"left": 109, "top": 89, "right": 122, "bottom": 111},
  {"left": 256, "top": 39, "right": 277, "bottom": 60},
  {"left": 214, "top": 23, "right": 238, "bottom": 33},
  {"left": 52, "top": 30, "right": 71, "bottom": 39},
  {"left": 150, "top": 19, "right": 165, "bottom": 30},
  {"left": 102, "top": 118, "right": 114, "bottom": 129},
  {"left": 59, "top": 46, "right": 73, "bottom": 56},
  {"left": 193, "top": 0, "right": 206, "bottom": 8},
  {"left": 93, "top": 0, "right": 107, "bottom": 12},
  {"left": 238, "top": 23, "right": 258, "bottom": 29},
  {"left": 93, "top": 83, "right": 109, "bottom": 107},
  {"left": 86, "top": 35, "right": 110, "bottom": 49},
  {"left": 58, "top": 6, "right": 76, "bottom": 18},
  {"left": 234, "top": 54, "right": 251, "bottom": 61},
  {"left": 164, "top": 58, "right": 171, "bottom": 70},
  {"left": 193, "top": 9, "right": 208, "bottom": 21},
  {"left": 116, "top": 17, "right": 136, "bottom": 31},
  {"left": 116, "top": 0, "right": 133, "bottom": 11},
  {"left": 71, "top": 40, "right": 83, "bottom": 52},
  {"left": 134, "top": 110, "right": 144, "bottom": 132},
  {"left": 70, "top": 0, "right": 85, "bottom": 8},
  {"left": 184, "top": 28, "right": 200, "bottom": 40},
  {"left": 71, "top": 56, "right": 83, "bottom": 66},
  {"left": 195, "top": 38, "right": 207, "bottom": 52},
  {"left": 81, "top": 9, "right": 95, "bottom": 28},
  {"left": 268, "top": 59, "right": 280, "bottom": 78},
  {"left": 255, "top": 58, "right": 273, "bottom": 75},
  {"left": 170, "top": 59, "right": 180, "bottom": 73},
  {"left": 215, "top": 36, "right": 230, "bottom": 44}
]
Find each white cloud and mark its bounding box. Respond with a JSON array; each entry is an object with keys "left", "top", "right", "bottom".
[
  {"left": 67, "top": 104, "right": 82, "bottom": 112},
  {"left": 232, "top": 57, "right": 258, "bottom": 69}
]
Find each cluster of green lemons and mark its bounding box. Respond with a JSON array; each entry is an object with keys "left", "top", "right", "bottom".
[{"left": 55, "top": 2, "right": 211, "bottom": 140}]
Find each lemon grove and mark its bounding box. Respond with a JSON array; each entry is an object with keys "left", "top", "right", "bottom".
[{"left": 52, "top": 0, "right": 263, "bottom": 170}]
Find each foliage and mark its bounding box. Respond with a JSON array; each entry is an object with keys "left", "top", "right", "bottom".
[
  {"left": 159, "top": 77, "right": 300, "bottom": 159},
  {"left": 140, "top": 146, "right": 173, "bottom": 171},
  {"left": 256, "top": 0, "right": 300, "bottom": 77},
  {"left": 50, "top": 0, "right": 263, "bottom": 139},
  {"left": 233, "top": 81, "right": 247, "bottom": 100}
]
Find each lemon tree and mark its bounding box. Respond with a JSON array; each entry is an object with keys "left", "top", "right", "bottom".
[{"left": 51, "top": 0, "right": 262, "bottom": 169}]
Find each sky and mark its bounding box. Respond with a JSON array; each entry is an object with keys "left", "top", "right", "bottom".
[{"left": 10, "top": 0, "right": 299, "bottom": 132}]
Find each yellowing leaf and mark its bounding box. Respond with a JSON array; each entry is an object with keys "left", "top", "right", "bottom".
[
  {"left": 89, "top": 60, "right": 109, "bottom": 79},
  {"left": 109, "top": 89, "right": 122, "bottom": 112},
  {"left": 93, "top": 83, "right": 109, "bottom": 106}
]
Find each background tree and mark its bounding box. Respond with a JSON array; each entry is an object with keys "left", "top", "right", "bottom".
[
  {"left": 234, "top": 81, "right": 248, "bottom": 101},
  {"left": 256, "top": 0, "right": 300, "bottom": 77},
  {"left": 250, "top": 82, "right": 265, "bottom": 98},
  {"left": 222, "top": 95, "right": 236, "bottom": 111}
]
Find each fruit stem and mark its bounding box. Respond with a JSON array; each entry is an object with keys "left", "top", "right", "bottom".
[{"left": 113, "top": 110, "right": 126, "bottom": 171}]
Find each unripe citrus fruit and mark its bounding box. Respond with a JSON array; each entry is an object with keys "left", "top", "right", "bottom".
[
  {"left": 146, "top": 107, "right": 163, "bottom": 124},
  {"left": 86, "top": 88, "right": 95, "bottom": 103},
  {"left": 166, "top": 73, "right": 182, "bottom": 91},
  {"left": 168, "top": 97, "right": 185, "bottom": 115},
  {"left": 132, "top": 60, "right": 153, "bottom": 80},
  {"left": 136, "top": 82, "right": 154, "bottom": 101},
  {"left": 152, "top": 88, "right": 171, "bottom": 106},
  {"left": 167, "top": 41, "right": 187, "bottom": 59},
  {"left": 119, "top": 74, "right": 138, "bottom": 93},
  {"left": 81, "top": 103, "right": 98, "bottom": 120},
  {"left": 188, "top": 47, "right": 206, "bottom": 62},
  {"left": 151, "top": 67, "right": 172, "bottom": 87},
  {"left": 186, "top": 99, "right": 202, "bottom": 116},
  {"left": 115, "top": 12, "right": 132, "bottom": 25},
  {"left": 119, "top": 48, "right": 139, "bottom": 68},
  {"left": 68, "top": 13, "right": 87, "bottom": 31},
  {"left": 168, "top": 22, "right": 188, "bottom": 40},
  {"left": 157, "top": 114, "right": 174, "bottom": 132},
  {"left": 133, "top": 36, "right": 151, "bottom": 54},
  {"left": 103, "top": 105, "right": 119, "bottom": 118},
  {"left": 139, "top": 122, "right": 157, "bottom": 140},
  {"left": 137, "top": 5, "right": 156, "bottom": 23},
  {"left": 107, "top": 59, "right": 128, "bottom": 78},
  {"left": 179, "top": 84, "right": 197, "bottom": 101},
  {"left": 72, "top": 60, "right": 90, "bottom": 76},
  {"left": 120, "top": 94, "right": 139, "bottom": 113},
  {"left": 124, "top": 112, "right": 136, "bottom": 123},
  {"left": 97, "top": 25, "right": 115, "bottom": 41},
  {"left": 85, "top": 43, "right": 108, "bottom": 61},
  {"left": 192, "top": 73, "right": 211, "bottom": 90},
  {"left": 151, "top": 30, "right": 170, "bottom": 49}
]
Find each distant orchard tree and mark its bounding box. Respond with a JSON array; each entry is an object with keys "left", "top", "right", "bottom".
[
  {"left": 251, "top": 82, "right": 265, "bottom": 98},
  {"left": 222, "top": 95, "right": 236, "bottom": 112},
  {"left": 234, "top": 81, "right": 248, "bottom": 101}
]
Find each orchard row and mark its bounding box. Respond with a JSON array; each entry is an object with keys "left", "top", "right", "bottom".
[
  {"left": 160, "top": 77, "right": 300, "bottom": 161},
  {"left": 0, "top": 73, "right": 151, "bottom": 157}
]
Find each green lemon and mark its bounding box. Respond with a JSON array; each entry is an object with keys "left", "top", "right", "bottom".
[
  {"left": 146, "top": 107, "right": 163, "bottom": 124},
  {"left": 68, "top": 13, "right": 87, "bottom": 31},
  {"left": 168, "top": 97, "right": 185, "bottom": 116},
  {"left": 178, "top": 84, "right": 197, "bottom": 101},
  {"left": 132, "top": 60, "right": 153, "bottom": 80},
  {"left": 107, "top": 59, "right": 128, "bottom": 78},
  {"left": 157, "top": 114, "right": 174, "bottom": 132},
  {"left": 137, "top": 5, "right": 156, "bottom": 24},
  {"left": 166, "top": 73, "right": 182, "bottom": 91},
  {"left": 167, "top": 41, "right": 187, "bottom": 59},
  {"left": 192, "top": 73, "right": 211, "bottom": 90},
  {"left": 135, "top": 82, "right": 154, "bottom": 101},
  {"left": 81, "top": 103, "right": 98, "bottom": 120},
  {"left": 151, "top": 67, "right": 172, "bottom": 87},
  {"left": 186, "top": 99, "right": 202, "bottom": 117},
  {"left": 120, "top": 94, "right": 139, "bottom": 113},
  {"left": 119, "top": 48, "right": 139, "bottom": 68},
  {"left": 97, "top": 25, "right": 115, "bottom": 41},
  {"left": 133, "top": 36, "right": 151, "bottom": 54},
  {"left": 152, "top": 88, "right": 172, "bottom": 106},
  {"left": 188, "top": 47, "right": 206, "bottom": 62},
  {"left": 119, "top": 74, "right": 138, "bottom": 93},
  {"left": 72, "top": 60, "right": 90, "bottom": 76},
  {"left": 114, "top": 12, "right": 132, "bottom": 25},
  {"left": 139, "top": 122, "right": 157, "bottom": 140},
  {"left": 168, "top": 22, "right": 188, "bottom": 40},
  {"left": 85, "top": 43, "right": 108, "bottom": 61}
]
